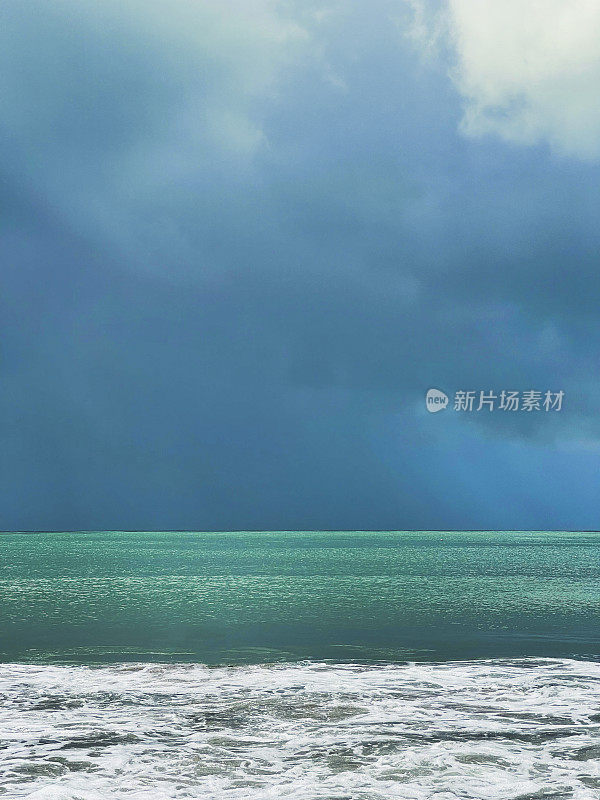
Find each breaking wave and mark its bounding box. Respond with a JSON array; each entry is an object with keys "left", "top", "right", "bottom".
[{"left": 2, "top": 658, "right": 600, "bottom": 799}]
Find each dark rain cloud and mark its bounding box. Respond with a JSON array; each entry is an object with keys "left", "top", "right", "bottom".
[{"left": 1, "top": 0, "right": 599, "bottom": 530}]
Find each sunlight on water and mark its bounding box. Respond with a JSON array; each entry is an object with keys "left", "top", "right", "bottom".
[{"left": 1, "top": 531, "right": 600, "bottom": 663}]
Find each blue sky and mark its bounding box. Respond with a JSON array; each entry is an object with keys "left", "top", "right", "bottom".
[{"left": 2, "top": 0, "right": 600, "bottom": 530}]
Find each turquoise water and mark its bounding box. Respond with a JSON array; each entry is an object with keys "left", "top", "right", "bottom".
[
  {"left": 1, "top": 530, "right": 599, "bottom": 663},
  {"left": 3, "top": 532, "right": 600, "bottom": 798}
]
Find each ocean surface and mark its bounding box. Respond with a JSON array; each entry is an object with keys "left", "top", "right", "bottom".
[
  {"left": 1, "top": 531, "right": 600, "bottom": 798},
  {"left": 2, "top": 530, "right": 600, "bottom": 664}
]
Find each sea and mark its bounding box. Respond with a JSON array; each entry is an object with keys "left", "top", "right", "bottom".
[{"left": 1, "top": 530, "right": 599, "bottom": 798}]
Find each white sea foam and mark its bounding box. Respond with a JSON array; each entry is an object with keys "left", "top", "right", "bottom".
[{"left": 1, "top": 659, "right": 600, "bottom": 799}]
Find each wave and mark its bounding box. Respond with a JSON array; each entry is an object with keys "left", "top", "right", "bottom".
[{"left": 1, "top": 659, "right": 600, "bottom": 799}]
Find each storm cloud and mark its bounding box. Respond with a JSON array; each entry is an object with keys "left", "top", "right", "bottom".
[{"left": 1, "top": 0, "right": 599, "bottom": 531}]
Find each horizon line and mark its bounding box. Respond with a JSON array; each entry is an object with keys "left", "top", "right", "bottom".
[{"left": 1, "top": 529, "right": 599, "bottom": 535}]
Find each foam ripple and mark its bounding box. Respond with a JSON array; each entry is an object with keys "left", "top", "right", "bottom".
[{"left": 1, "top": 659, "right": 600, "bottom": 799}]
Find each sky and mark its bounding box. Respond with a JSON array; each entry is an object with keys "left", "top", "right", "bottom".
[{"left": 1, "top": 0, "right": 600, "bottom": 531}]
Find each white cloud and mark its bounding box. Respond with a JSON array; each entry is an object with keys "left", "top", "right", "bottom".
[
  {"left": 0, "top": 0, "right": 309, "bottom": 273},
  {"left": 402, "top": 0, "right": 447, "bottom": 60},
  {"left": 407, "top": 0, "right": 600, "bottom": 160},
  {"left": 0, "top": 0, "right": 306, "bottom": 157},
  {"left": 91, "top": 0, "right": 308, "bottom": 155}
]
